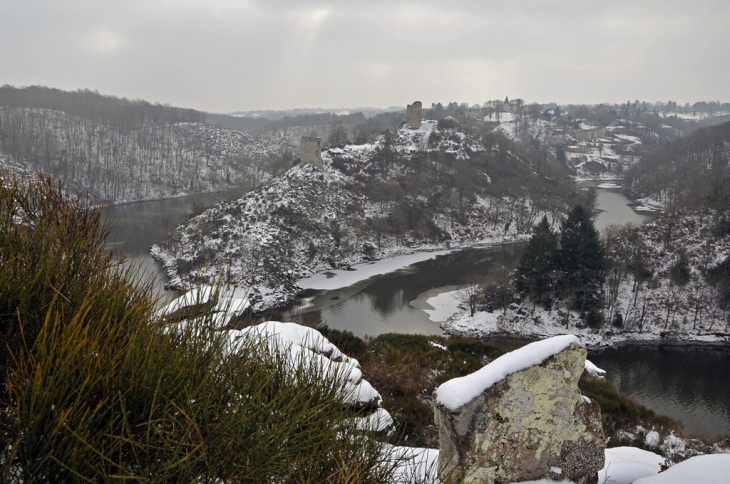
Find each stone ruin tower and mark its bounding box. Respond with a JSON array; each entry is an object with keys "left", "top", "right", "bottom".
[
  {"left": 300, "top": 136, "right": 322, "bottom": 166},
  {"left": 406, "top": 101, "right": 422, "bottom": 128}
]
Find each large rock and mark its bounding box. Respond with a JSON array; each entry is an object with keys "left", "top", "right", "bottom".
[{"left": 434, "top": 335, "right": 604, "bottom": 484}]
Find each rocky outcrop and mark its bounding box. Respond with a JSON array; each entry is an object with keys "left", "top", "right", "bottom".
[{"left": 434, "top": 335, "right": 604, "bottom": 483}]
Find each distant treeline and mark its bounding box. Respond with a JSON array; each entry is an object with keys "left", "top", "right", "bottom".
[
  {"left": 206, "top": 110, "right": 404, "bottom": 137},
  {"left": 0, "top": 86, "right": 283, "bottom": 202},
  {"left": 626, "top": 120, "right": 730, "bottom": 210},
  {"left": 0, "top": 85, "right": 202, "bottom": 128}
]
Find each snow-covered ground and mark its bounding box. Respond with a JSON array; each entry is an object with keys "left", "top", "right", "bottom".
[
  {"left": 597, "top": 447, "right": 665, "bottom": 484},
  {"left": 390, "top": 445, "right": 729, "bottom": 484},
  {"left": 659, "top": 111, "right": 730, "bottom": 121},
  {"left": 441, "top": 297, "right": 729, "bottom": 350},
  {"left": 298, "top": 250, "right": 452, "bottom": 290},
  {"left": 421, "top": 289, "right": 462, "bottom": 323}
]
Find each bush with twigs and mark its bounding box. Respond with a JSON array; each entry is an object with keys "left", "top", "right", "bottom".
[{"left": 0, "top": 174, "right": 412, "bottom": 483}]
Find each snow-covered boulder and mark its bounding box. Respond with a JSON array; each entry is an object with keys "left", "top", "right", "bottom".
[
  {"left": 228, "top": 321, "right": 383, "bottom": 408},
  {"left": 584, "top": 359, "right": 606, "bottom": 378},
  {"left": 157, "top": 284, "right": 251, "bottom": 329},
  {"left": 160, "top": 290, "right": 391, "bottom": 425},
  {"left": 433, "top": 335, "right": 605, "bottom": 484}
]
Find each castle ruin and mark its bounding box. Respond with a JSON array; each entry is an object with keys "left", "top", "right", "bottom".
[
  {"left": 406, "top": 101, "right": 422, "bottom": 128},
  {"left": 300, "top": 136, "right": 322, "bottom": 166}
]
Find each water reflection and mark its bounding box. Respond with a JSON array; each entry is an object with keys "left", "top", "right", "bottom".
[
  {"left": 590, "top": 347, "right": 730, "bottom": 439},
  {"left": 103, "top": 188, "right": 249, "bottom": 298},
  {"left": 291, "top": 245, "right": 524, "bottom": 338},
  {"left": 582, "top": 182, "right": 654, "bottom": 231}
]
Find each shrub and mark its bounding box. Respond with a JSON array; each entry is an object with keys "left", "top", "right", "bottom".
[
  {"left": 0, "top": 174, "right": 403, "bottom": 483},
  {"left": 317, "top": 325, "right": 368, "bottom": 359},
  {"left": 579, "top": 374, "right": 680, "bottom": 446},
  {"left": 585, "top": 308, "right": 604, "bottom": 328}
]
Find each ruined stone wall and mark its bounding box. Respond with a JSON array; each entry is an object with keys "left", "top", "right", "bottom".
[
  {"left": 434, "top": 341, "right": 605, "bottom": 484},
  {"left": 406, "top": 101, "right": 423, "bottom": 128},
  {"left": 300, "top": 136, "right": 322, "bottom": 166}
]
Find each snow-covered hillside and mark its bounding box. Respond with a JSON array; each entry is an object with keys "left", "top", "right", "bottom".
[
  {"left": 443, "top": 208, "right": 730, "bottom": 347},
  {"left": 152, "top": 120, "right": 580, "bottom": 312},
  {"left": 0, "top": 108, "right": 288, "bottom": 204}
]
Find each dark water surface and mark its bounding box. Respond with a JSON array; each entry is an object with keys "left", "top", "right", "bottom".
[
  {"left": 590, "top": 347, "right": 730, "bottom": 439},
  {"left": 289, "top": 244, "right": 524, "bottom": 338},
  {"left": 103, "top": 188, "right": 248, "bottom": 298}
]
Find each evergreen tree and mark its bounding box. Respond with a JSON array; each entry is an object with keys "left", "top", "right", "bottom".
[
  {"left": 558, "top": 205, "right": 605, "bottom": 312},
  {"left": 515, "top": 216, "right": 558, "bottom": 305},
  {"left": 670, "top": 248, "right": 691, "bottom": 286}
]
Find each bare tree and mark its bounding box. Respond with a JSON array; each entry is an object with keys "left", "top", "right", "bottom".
[
  {"left": 267, "top": 147, "right": 295, "bottom": 177},
  {"left": 327, "top": 121, "right": 349, "bottom": 147},
  {"left": 456, "top": 273, "right": 485, "bottom": 317}
]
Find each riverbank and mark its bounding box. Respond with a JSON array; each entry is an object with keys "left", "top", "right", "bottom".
[
  {"left": 441, "top": 308, "right": 730, "bottom": 351},
  {"left": 261, "top": 240, "right": 526, "bottom": 316},
  {"left": 150, "top": 183, "right": 539, "bottom": 313},
  {"left": 101, "top": 185, "right": 251, "bottom": 208},
  {"left": 440, "top": 205, "right": 730, "bottom": 350},
  {"left": 415, "top": 286, "right": 730, "bottom": 351}
]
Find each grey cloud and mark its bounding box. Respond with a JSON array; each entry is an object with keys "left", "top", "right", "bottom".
[{"left": 1, "top": 0, "right": 728, "bottom": 111}]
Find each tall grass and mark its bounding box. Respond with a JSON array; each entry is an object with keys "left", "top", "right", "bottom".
[{"left": 0, "top": 174, "right": 404, "bottom": 483}]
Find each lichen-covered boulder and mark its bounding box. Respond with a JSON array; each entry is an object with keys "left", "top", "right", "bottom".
[{"left": 434, "top": 335, "right": 604, "bottom": 484}]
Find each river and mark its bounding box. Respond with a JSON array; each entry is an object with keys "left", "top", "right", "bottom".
[
  {"left": 105, "top": 183, "right": 728, "bottom": 439},
  {"left": 589, "top": 346, "right": 730, "bottom": 438},
  {"left": 103, "top": 188, "right": 249, "bottom": 299},
  {"left": 288, "top": 180, "right": 654, "bottom": 338}
]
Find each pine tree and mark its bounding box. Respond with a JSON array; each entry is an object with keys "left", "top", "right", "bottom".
[
  {"left": 670, "top": 248, "right": 691, "bottom": 286},
  {"left": 558, "top": 205, "right": 605, "bottom": 312},
  {"left": 516, "top": 216, "right": 558, "bottom": 305}
]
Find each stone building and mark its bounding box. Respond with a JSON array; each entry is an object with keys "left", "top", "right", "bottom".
[
  {"left": 406, "top": 101, "right": 423, "bottom": 128},
  {"left": 575, "top": 128, "right": 606, "bottom": 141},
  {"left": 300, "top": 136, "right": 322, "bottom": 166}
]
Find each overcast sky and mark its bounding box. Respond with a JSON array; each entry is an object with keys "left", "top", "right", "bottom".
[{"left": 2, "top": 0, "right": 728, "bottom": 112}]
